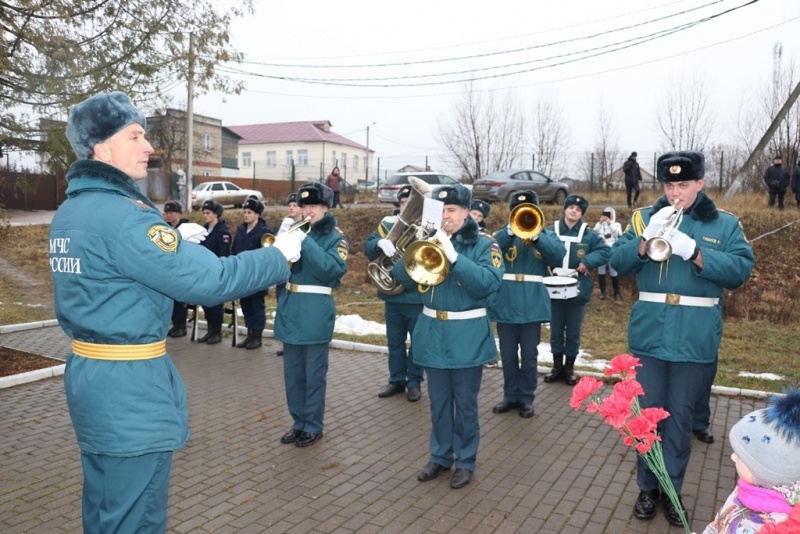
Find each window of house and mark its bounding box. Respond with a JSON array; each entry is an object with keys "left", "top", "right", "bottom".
[
  {"left": 298, "top": 149, "right": 308, "bottom": 166},
  {"left": 285, "top": 150, "right": 293, "bottom": 165},
  {"left": 341, "top": 153, "right": 347, "bottom": 170},
  {"left": 203, "top": 133, "right": 212, "bottom": 152},
  {"left": 353, "top": 155, "right": 359, "bottom": 171},
  {"left": 266, "top": 151, "right": 276, "bottom": 167},
  {"left": 202, "top": 170, "right": 210, "bottom": 177},
  {"left": 242, "top": 152, "right": 251, "bottom": 167}
]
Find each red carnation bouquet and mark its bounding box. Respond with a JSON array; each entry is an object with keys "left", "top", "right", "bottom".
[{"left": 570, "top": 354, "right": 690, "bottom": 533}]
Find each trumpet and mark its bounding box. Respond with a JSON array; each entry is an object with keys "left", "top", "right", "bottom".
[
  {"left": 509, "top": 203, "right": 544, "bottom": 240},
  {"left": 644, "top": 207, "right": 683, "bottom": 262},
  {"left": 402, "top": 231, "right": 449, "bottom": 287},
  {"left": 261, "top": 216, "right": 312, "bottom": 248}
]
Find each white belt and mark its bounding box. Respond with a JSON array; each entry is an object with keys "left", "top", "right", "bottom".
[
  {"left": 287, "top": 283, "right": 332, "bottom": 295},
  {"left": 422, "top": 306, "right": 487, "bottom": 321},
  {"left": 502, "top": 274, "right": 543, "bottom": 283},
  {"left": 639, "top": 291, "right": 719, "bottom": 307}
]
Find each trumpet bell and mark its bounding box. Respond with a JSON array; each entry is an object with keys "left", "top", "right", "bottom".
[
  {"left": 509, "top": 203, "right": 544, "bottom": 240},
  {"left": 403, "top": 239, "right": 449, "bottom": 287},
  {"left": 261, "top": 234, "right": 276, "bottom": 247},
  {"left": 644, "top": 237, "right": 672, "bottom": 263}
]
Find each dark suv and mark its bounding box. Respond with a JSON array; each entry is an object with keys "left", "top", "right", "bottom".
[{"left": 377, "top": 172, "right": 468, "bottom": 204}]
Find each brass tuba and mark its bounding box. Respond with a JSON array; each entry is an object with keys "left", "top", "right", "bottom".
[
  {"left": 366, "top": 176, "right": 432, "bottom": 295},
  {"left": 509, "top": 203, "right": 544, "bottom": 240}
]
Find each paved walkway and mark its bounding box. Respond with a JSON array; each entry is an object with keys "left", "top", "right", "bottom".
[{"left": 0, "top": 325, "right": 765, "bottom": 533}]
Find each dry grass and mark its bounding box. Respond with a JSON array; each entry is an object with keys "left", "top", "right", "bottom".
[{"left": 1, "top": 191, "right": 798, "bottom": 392}]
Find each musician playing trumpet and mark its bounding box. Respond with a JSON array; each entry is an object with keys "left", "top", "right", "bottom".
[
  {"left": 364, "top": 185, "right": 425, "bottom": 402},
  {"left": 610, "top": 151, "right": 754, "bottom": 527},
  {"left": 489, "top": 191, "right": 565, "bottom": 419},
  {"left": 390, "top": 184, "right": 504, "bottom": 490}
]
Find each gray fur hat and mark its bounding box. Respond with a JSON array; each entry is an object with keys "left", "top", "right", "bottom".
[
  {"left": 66, "top": 92, "right": 147, "bottom": 160},
  {"left": 297, "top": 182, "right": 333, "bottom": 208},
  {"left": 657, "top": 151, "right": 705, "bottom": 182},
  {"left": 730, "top": 389, "right": 800, "bottom": 488},
  {"left": 432, "top": 183, "right": 471, "bottom": 208}
]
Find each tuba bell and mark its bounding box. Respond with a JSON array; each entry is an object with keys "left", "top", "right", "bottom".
[
  {"left": 402, "top": 233, "right": 449, "bottom": 287},
  {"left": 366, "top": 176, "right": 432, "bottom": 295},
  {"left": 509, "top": 203, "right": 544, "bottom": 240}
]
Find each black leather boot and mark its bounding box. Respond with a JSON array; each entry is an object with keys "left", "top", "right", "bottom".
[
  {"left": 196, "top": 325, "right": 213, "bottom": 343},
  {"left": 598, "top": 275, "right": 606, "bottom": 300},
  {"left": 169, "top": 317, "right": 187, "bottom": 338},
  {"left": 544, "top": 354, "right": 564, "bottom": 383},
  {"left": 564, "top": 356, "right": 578, "bottom": 386},
  {"left": 611, "top": 276, "right": 622, "bottom": 301},
  {"left": 205, "top": 322, "right": 222, "bottom": 345},
  {"left": 245, "top": 330, "right": 262, "bottom": 350},
  {"left": 236, "top": 328, "right": 253, "bottom": 348}
]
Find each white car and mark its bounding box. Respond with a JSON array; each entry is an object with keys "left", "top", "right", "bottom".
[{"left": 190, "top": 181, "right": 264, "bottom": 210}]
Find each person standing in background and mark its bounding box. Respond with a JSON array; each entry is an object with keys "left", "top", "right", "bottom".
[
  {"left": 592, "top": 207, "right": 624, "bottom": 301},
  {"left": 544, "top": 195, "right": 610, "bottom": 386},
  {"left": 469, "top": 199, "right": 491, "bottom": 232},
  {"left": 364, "top": 184, "right": 424, "bottom": 402},
  {"left": 325, "top": 166, "right": 345, "bottom": 209},
  {"left": 793, "top": 159, "right": 800, "bottom": 208},
  {"left": 163, "top": 201, "right": 192, "bottom": 338},
  {"left": 51, "top": 91, "right": 300, "bottom": 534},
  {"left": 197, "top": 200, "right": 231, "bottom": 345},
  {"left": 490, "top": 190, "right": 565, "bottom": 418},
  {"left": 610, "top": 150, "right": 754, "bottom": 527},
  {"left": 763, "top": 155, "right": 791, "bottom": 210},
  {"left": 623, "top": 152, "right": 643, "bottom": 209},
  {"left": 176, "top": 169, "right": 187, "bottom": 205},
  {"left": 231, "top": 197, "right": 271, "bottom": 350}
]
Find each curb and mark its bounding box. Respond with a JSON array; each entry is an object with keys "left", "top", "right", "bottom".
[{"left": 0, "top": 322, "right": 774, "bottom": 399}]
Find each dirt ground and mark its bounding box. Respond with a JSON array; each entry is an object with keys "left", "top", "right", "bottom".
[{"left": 0, "top": 346, "right": 61, "bottom": 377}]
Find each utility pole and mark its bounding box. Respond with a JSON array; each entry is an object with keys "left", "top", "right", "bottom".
[
  {"left": 365, "top": 122, "right": 375, "bottom": 185},
  {"left": 185, "top": 32, "right": 195, "bottom": 210}
]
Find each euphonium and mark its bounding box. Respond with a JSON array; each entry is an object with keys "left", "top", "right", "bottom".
[
  {"left": 261, "top": 216, "right": 312, "bottom": 248},
  {"left": 509, "top": 203, "right": 544, "bottom": 240},
  {"left": 366, "top": 176, "right": 432, "bottom": 295},
  {"left": 644, "top": 207, "right": 683, "bottom": 262},
  {"left": 402, "top": 232, "right": 449, "bottom": 287}
]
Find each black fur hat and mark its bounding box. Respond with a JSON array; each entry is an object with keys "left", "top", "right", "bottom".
[
  {"left": 297, "top": 182, "right": 333, "bottom": 208},
  {"left": 242, "top": 197, "right": 264, "bottom": 214},
  {"left": 201, "top": 200, "right": 224, "bottom": 217},
  {"left": 397, "top": 184, "right": 413, "bottom": 202},
  {"left": 563, "top": 194, "right": 589, "bottom": 215},
  {"left": 470, "top": 199, "right": 490, "bottom": 218},
  {"left": 657, "top": 151, "right": 705, "bottom": 182},
  {"left": 432, "top": 183, "right": 471, "bottom": 208},
  {"left": 163, "top": 201, "right": 183, "bottom": 213},
  {"left": 509, "top": 190, "right": 540, "bottom": 210},
  {"left": 286, "top": 193, "right": 298, "bottom": 205},
  {"left": 66, "top": 92, "right": 147, "bottom": 160}
]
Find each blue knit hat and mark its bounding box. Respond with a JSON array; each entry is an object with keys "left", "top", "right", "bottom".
[
  {"left": 66, "top": 92, "right": 147, "bottom": 160},
  {"left": 657, "top": 151, "right": 705, "bottom": 182},
  {"left": 730, "top": 389, "right": 800, "bottom": 488},
  {"left": 432, "top": 183, "right": 471, "bottom": 208}
]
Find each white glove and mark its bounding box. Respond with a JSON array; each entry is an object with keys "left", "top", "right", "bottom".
[
  {"left": 506, "top": 225, "right": 514, "bottom": 236},
  {"left": 668, "top": 229, "right": 697, "bottom": 261},
  {"left": 272, "top": 230, "right": 304, "bottom": 261},
  {"left": 178, "top": 223, "right": 208, "bottom": 244},
  {"left": 377, "top": 239, "right": 396, "bottom": 257},
  {"left": 641, "top": 206, "right": 677, "bottom": 240},
  {"left": 278, "top": 217, "right": 294, "bottom": 234},
  {"left": 435, "top": 229, "right": 459, "bottom": 264}
]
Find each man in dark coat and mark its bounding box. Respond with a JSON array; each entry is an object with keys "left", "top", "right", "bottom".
[
  {"left": 623, "top": 152, "right": 643, "bottom": 208},
  {"left": 792, "top": 160, "right": 800, "bottom": 208},
  {"left": 763, "top": 155, "right": 791, "bottom": 210}
]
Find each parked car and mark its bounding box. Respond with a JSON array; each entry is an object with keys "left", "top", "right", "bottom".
[
  {"left": 358, "top": 181, "right": 378, "bottom": 192},
  {"left": 190, "top": 181, "right": 264, "bottom": 210},
  {"left": 471, "top": 169, "right": 569, "bottom": 205},
  {"left": 377, "top": 172, "right": 471, "bottom": 204}
]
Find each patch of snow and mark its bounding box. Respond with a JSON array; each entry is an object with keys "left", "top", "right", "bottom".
[{"left": 738, "top": 371, "right": 783, "bottom": 381}]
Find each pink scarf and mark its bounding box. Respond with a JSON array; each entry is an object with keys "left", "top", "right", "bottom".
[{"left": 738, "top": 479, "right": 793, "bottom": 514}]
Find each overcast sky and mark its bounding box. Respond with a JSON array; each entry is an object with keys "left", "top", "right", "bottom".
[{"left": 190, "top": 0, "right": 800, "bottom": 179}]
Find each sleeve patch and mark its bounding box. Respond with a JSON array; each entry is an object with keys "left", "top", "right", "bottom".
[
  {"left": 147, "top": 225, "right": 179, "bottom": 253},
  {"left": 338, "top": 239, "right": 349, "bottom": 261}
]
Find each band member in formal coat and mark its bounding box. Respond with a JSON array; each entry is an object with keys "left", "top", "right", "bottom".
[
  {"left": 275, "top": 182, "right": 348, "bottom": 448},
  {"left": 391, "top": 183, "right": 503, "bottom": 489},
  {"left": 231, "top": 197, "right": 271, "bottom": 350},
  {"left": 50, "top": 91, "right": 301, "bottom": 533},
  {"left": 610, "top": 151, "right": 754, "bottom": 527},
  {"left": 490, "top": 191, "right": 565, "bottom": 418},
  {"left": 544, "top": 195, "right": 609, "bottom": 385},
  {"left": 364, "top": 184, "right": 424, "bottom": 401},
  {"left": 469, "top": 199, "right": 491, "bottom": 231}
]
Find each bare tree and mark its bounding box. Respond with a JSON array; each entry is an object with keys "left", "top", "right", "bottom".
[
  {"left": 655, "top": 70, "right": 715, "bottom": 151},
  {"left": 438, "top": 81, "right": 525, "bottom": 182},
  {"left": 579, "top": 101, "right": 620, "bottom": 191},
  {"left": 528, "top": 94, "right": 571, "bottom": 179}
]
